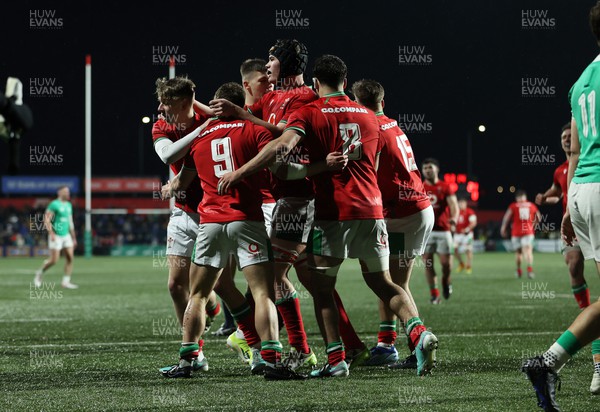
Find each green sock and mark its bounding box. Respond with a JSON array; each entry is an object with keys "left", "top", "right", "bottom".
[
  {"left": 405, "top": 317, "right": 423, "bottom": 335},
  {"left": 556, "top": 330, "right": 581, "bottom": 356},
  {"left": 592, "top": 339, "right": 600, "bottom": 356}
]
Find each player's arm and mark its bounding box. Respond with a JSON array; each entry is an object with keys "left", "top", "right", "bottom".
[
  {"left": 161, "top": 167, "right": 196, "bottom": 200},
  {"left": 193, "top": 100, "right": 215, "bottom": 117},
  {"left": 500, "top": 208, "right": 512, "bottom": 238},
  {"left": 217, "top": 129, "right": 303, "bottom": 195},
  {"left": 69, "top": 212, "right": 77, "bottom": 246},
  {"left": 467, "top": 214, "right": 477, "bottom": 233},
  {"left": 447, "top": 194, "right": 459, "bottom": 231},
  {"left": 535, "top": 184, "right": 561, "bottom": 205},
  {"left": 44, "top": 209, "right": 56, "bottom": 240},
  {"left": 270, "top": 151, "right": 348, "bottom": 180},
  {"left": 209, "top": 98, "right": 283, "bottom": 137},
  {"left": 153, "top": 119, "right": 210, "bottom": 165},
  {"left": 562, "top": 117, "right": 580, "bottom": 245}
]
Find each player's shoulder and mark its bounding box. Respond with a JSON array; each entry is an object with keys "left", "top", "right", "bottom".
[{"left": 152, "top": 119, "right": 174, "bottom": 139}]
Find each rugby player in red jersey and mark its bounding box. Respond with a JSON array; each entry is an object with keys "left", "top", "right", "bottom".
[
  {"left": 422, "top": 159, "right": 459, "bottom": 303},
  {"left": 218, "top": 55, "right": 439, "bottom": 377},
  {"left": 501, "top": 190, "right": 541, "bottom": 279},
  {"left": 454, "top": 198, "right": 477, "bottom": 275},
  {"left": 535, "top": 123, "right": 589, "bottom": 308},
  {"left": 351, "top": 79, "right": 434, "bottom": 370},
  {"left": 151, "top": 76, "right": 222, "bottom": 374},
  {"left": 211, "top": 40, "right": 320, "bottom": 369},
  {"left": 161, "top": 82, "right": 305, "bottom": 380}
]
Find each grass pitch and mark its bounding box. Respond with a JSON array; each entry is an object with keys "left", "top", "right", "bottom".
[{"left": 0, "top": 252, "right": 599, "bottom": 411}]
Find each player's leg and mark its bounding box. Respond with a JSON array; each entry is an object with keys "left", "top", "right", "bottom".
[
  {"left": 213, "top": 258, "right": 261, "bottom": 366},
  {"left": 423, "top": 233, "right": 440, "bottom": 303},
  {"left": 568, "top": 181, "right": 600, "bottom": 394},
  {"left": 387, "top": 207, "right": 434, "bottom": 370},
  {"left": 233, "top": 220, "right": 305, "bottom": 380},
  {"left": 161, "top": 222, "right": 227, "bottom": 378},
  {"left": 512, "top": 235, "right": 523, "bottom": 278},
  {"left": 270, "top": 198, "right": 313, "bottom": 363},
  {"left": 306, "top": 252, "right": 348, "bottom": 377},
  {"left": 564, "top": 246, "right": 589, "bottom": 308},
  {"left": 355, "top": 219, "right": 437, "bottom": 376},
  {"left": 61, "top": 245, "right": 78, "bottom": 289},
  {"left": 212, "top": 255, "right": 237, "bottom": 336},
  {"left": 438, "top": 231, "right": 453, "bottom": 299},
  {"left": 34, "top": 236, "right": 61, "bottom": 287},
  {"left": 348, "top": 219, "right": 438, "bottom": 375},
  {"left": 167, "top": 256, "right": 191, "bottom": 326},
  {"left": 305, "top": 220, "right": 350, "bottom": 378},
  {"left": 522, "top": 300, "right": 600, "bottom": 408},
  {"left": 465, "top": 234, "right": 474, "bottom": 274},
  {"left": 454, "top": 236, "right": 464, "bottom": 272},
  {"left": 521, "top": 234, "right": 535, "bottom": 278}
]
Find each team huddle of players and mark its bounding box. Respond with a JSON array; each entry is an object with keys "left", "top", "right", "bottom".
[{"left": 151, "top": 39, "right": 452, "bottom": 381}]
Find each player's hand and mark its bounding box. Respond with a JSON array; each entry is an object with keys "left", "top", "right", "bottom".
[
  {"left": 500, "top": 227, "right": 507, "bottom": 238},
  {"left": 50, "top": 233, "right": 56, "bottom": 242},
  {"left": 561, "top": 211, "right": 577, "bottom": 246},
  {"left": 534, "top": 193, "right": 545, "bottom": 205},
  {"left": 208, "top": 99, "right": 243, "bottom": 119},
  {"left": 217, "top": 171, "right": 241, "bottom": 195},
  {"left": 325, "top": 151, "right": 348, "bottom": 171},
  {"left": 72, "top": 238, "right": 78, "bottom": 247},
  {"left": 161, "top": 180, "right": 173, "bottom": 200}
]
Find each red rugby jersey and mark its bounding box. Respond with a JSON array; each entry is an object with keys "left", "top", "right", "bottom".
[
  {"left": 423, "top": 180, "right": 456, "bottom": 231},
  {"left": 553, "top": 159, "right": 569, "bottom": 213},
  {"left": 456, "top": 207, "right": 476, "bottom": 234},
  {"left": 249, "top": 86, "right": 317, "bottom": 200},
  {"left": 376, "top": 112, "right": 430, "bottom": 219},
  {"left": 285, "top": 92, "right": 383, "bottom": 221},
  {"left": 183, "top": 118, "right": 272, "bottom": 223},
  {"left": 152, "top": 112, "right": 207, "bottom": 214},
  {"left": 508, "top": 201, "right": 538, "bottom": 236}
]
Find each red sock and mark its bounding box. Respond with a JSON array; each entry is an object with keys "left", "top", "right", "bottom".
[
  {"left": 260, "top": 341, "right": 282, "bottom": 365},
  {"left": 527, "top": 266, "right": 533, "bottom": 273},
  {"left": 206, "top": 302, "right": 220, "bottom": 318},
  {"left": 277, "top": 295, "right": 309, "bottom": 353},
  {"left": 573, "top": 284, "right": 591, "bottom": 309},
  {"left": 197, "top": 339, "right": 204, "bottom": 351},
  {"left": 377, "top": 329, "right": 397, "bottom": 345},
  {"left": 430, "top": 287, "right": 440, "bottom": 298},
  {"left": 517, "top": 268, "right": 522, "bottom": 277},
  {"left": 231, "top": 303, "right": 261, "bottom": 347},
  {"left": 408, "top": 325, "right": 427, "bottom": 349},
  {"left": 333, "top": 289, "right": 364, "bottom": 351},
  {"left": 326, "top": 341, "right": 345, "bottom": 366}
]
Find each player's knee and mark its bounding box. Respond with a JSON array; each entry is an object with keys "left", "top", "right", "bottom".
[{"left": 273, "top": 247, "right": 300, "bottom": 267}]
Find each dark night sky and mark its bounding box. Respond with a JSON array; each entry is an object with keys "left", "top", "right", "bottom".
[{"left": 1, "top": 0, "right": 597, "bottom": 210}]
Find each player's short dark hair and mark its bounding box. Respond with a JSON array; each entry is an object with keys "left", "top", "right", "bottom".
[
  {"left": 422, "top": 157, "right": 440, "bottom": 169},
  {"left": 56, "top": 185, "right": 68, "bottom": 192},
  {"left": 214, "top": 82, "right": 245, "bottom": 108},
  {"left": 313, "top": 55, "right": 347, "bottom": 88},
  {"left": 351, "top": 79, "right": 384, "bottom": 109},
  {"left": 590, "top": 1, "right": 600, "bottom": 42},
  {"left": 457, "top": 196, "right": 469, "bottom": 202},
  {"left": 155, "top": 76, "right": 195, "bottom": 102},
  {"left": 515, "top": 189, "right": 527, "bottom": 198},
  {"left": 240, "top": 58, "right": 267, "bottom": 79},
  {"left": 561, "top": 122, "right": 571, "bottom": 133}
]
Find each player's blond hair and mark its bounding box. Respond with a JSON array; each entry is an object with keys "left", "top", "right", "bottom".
[{"left": 155, "top": 76, "right": 195, "bottom": 102}]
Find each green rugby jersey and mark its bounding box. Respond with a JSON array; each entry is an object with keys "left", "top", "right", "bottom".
[
  {"left": 47, "top": 199, "right": 72, "bottom": 236},
  {"left": 569, "top": 54, "right": 600, "bottom": 183}
]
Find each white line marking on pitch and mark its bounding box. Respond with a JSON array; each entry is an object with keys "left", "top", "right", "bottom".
[{"left": 0, "top": 331, "right": 564, "bottom": 350}]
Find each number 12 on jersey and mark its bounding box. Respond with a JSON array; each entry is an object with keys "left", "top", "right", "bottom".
[{"left": 211, "top": 137, "right": 235, "bottom": 177}]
